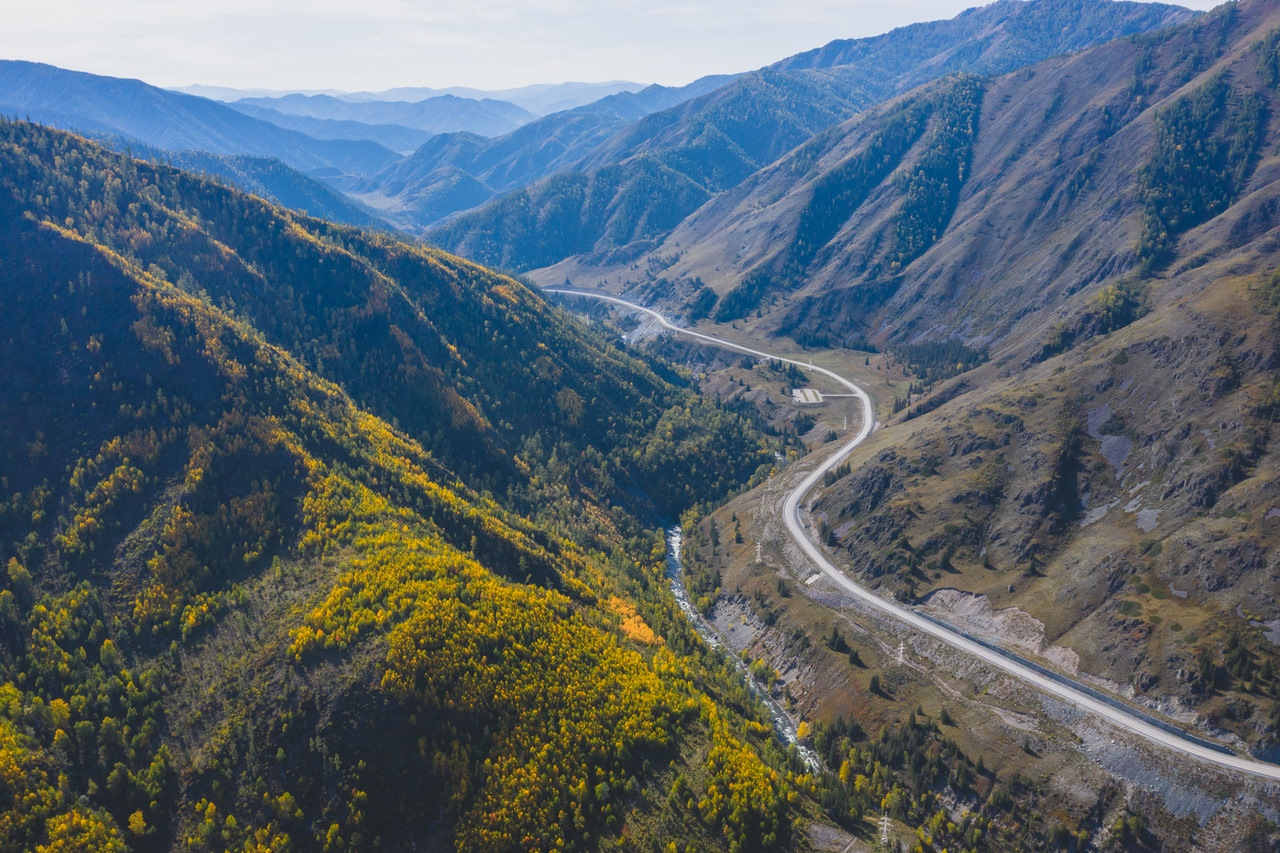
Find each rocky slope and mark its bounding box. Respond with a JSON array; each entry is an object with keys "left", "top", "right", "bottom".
[{"left": 553, "top": 0, "right": 1280, "bottom": 762}]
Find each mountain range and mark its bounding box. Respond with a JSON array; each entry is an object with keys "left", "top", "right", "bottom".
[
  {"left": 1, "top": 0, "right": 1193, "bottom": 244},
  {"left": 0, "top": 62, "right": 729, "bottom": 233},
  {"left": 176, "top": 80, "right": 647, "bottom": 117},
  {"left": 228, "top": 92, "right": 537, "bottom": 139},
  {"left": 0, "top": 61, "right": 398, "bottom": 179},
  {"left": 424, "top": 0, "right": 1196, "bottom": 269},
  {"left": 349, "top": 74, "right": 742, "bottom": 229},
  {"left": 5, "top": 0, "right": 1280, "bottom": 849}
]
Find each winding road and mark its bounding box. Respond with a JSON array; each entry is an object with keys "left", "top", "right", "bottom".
[{"left": 547, "top": 288, "right": 1280, "bottom": 785}]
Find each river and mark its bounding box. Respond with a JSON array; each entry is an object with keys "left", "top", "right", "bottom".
[{"left": 665, "top": 527, "right": 821, "bottom": 773}]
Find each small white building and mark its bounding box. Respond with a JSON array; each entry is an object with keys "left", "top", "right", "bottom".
[{"left": 792, "top": 388, "right": 823, "bottom": 406}]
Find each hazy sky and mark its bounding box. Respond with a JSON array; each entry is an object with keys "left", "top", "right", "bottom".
[{"left": 3, "top": 0, "right": 1223, "bottom": 92}]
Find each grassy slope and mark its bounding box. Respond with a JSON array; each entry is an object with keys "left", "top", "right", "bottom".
[{"left": 814, "top": 269, "right": 1280, "bottom": 733}]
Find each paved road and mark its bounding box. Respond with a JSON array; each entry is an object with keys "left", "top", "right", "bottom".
[{"left": 547, "top": 288, "right": 1280, "bottom": 784}]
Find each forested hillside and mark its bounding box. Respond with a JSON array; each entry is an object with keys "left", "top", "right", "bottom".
[
  {"left": 0, "top": 120, "right": 805, "bottom": 850},
  {"left": 117, "top": 144, "right": 387, "bottom": 229}
]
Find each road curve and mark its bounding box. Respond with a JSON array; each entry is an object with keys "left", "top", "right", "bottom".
[{"left": 546, "top": 289, "right": 1280, "bottom": 784}]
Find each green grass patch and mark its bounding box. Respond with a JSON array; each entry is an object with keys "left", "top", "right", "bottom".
[{"left": 1116, "top": 599, "right": 1142, "bottom": 617}]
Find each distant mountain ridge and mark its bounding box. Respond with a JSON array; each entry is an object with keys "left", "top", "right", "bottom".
[
  {"left": 0, "top": 60, "right": 398, "bottom": 180},
  {"left": 175, "top": 80, "right": 648, "bottom": 116},
  {"left": 352, "top": 74, "right": 740, "bottom": 228},
  {"left": 229, "top": 92, "right": 537, "bottom": 137},
  {"left": 428, "top": 0, "right": 1196, "bottom": 273},
  {"left": 224, "top": 104, "right": 435, "bottom": 153},
  {"left": 347, "top": 81, "right": 649, "bottom": 115}
]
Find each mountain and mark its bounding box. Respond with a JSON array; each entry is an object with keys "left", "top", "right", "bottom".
[
  {"left": 427, "top": 69, "right": 871, "bottom": 269},
  {"left": 0, "top": 118, "right": 802, "bottom": 850},
  {"left": 11, "top": 3, "right": 1278, "bottom": 844},
  {"left": 221, "top": 104, "right": 434, "bottom": 154},
  {"left": 802, "top": 0, "right": 1280, "bottom": 686},
  {"left": 350, "top": 75, "right": 739, "bottom": 230},
  {"left": 429, "top": 0, "right": 1195, "bottom": 273},
  {"left": 341, "top": 81, "right": 648, "bottom": 115},
  {"left": 0, "top": 114, "right": 1125, "bottom": 853},
  {"left": 566, "top": 0, "right": 1257, "bottom": 350},
  {"left": 176, "top": 81, "right": 650, "bottom": 116},
  {"left": 171, "top": 84, "right": 350, "bottom": 101},
  {"left": 0, "top": 61, "right": 398, "bottom": 179},
  {"left": 800, "top": 0, "right": 1280, "bottom": 749},
  {"left": 776, "top": 0, "right": 1202, "bottom": 82},
  {"left": 123, "top": 145, "right": 388, "bottom": 228},
  {"left": 554, "top": 0, "right": 1280, "bottom": 767},
  {"left": 229, "top": 92, "right": 536, "bottom": 136}
]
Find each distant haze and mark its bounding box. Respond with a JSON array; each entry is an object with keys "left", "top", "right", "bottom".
[{"left": 0, "top": 0, "right": 1223, "bottom": 92}]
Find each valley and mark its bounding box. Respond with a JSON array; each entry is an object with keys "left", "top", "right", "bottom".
[
  {"left": 530, "top": 0, "right": 1280, "bottom": 778},
  {"left": 553, "top": 290, "right": 1280, "bottom": 780},
  {"left": 5, "top": 0, "right": 1280, "bottom": 849}
]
